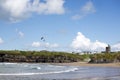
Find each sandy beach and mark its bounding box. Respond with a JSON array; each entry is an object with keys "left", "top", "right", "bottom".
[{"left": 53, "top": 62, "right": 120, "bottom": 67}]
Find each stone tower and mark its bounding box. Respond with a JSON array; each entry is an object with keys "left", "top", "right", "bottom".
[{"left": 106, "top": 44, "right": 111, "bottom": 53}]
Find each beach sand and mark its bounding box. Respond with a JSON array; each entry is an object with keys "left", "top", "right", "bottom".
[{"left": 52, "top": 62, "right": 120, "bottom": 67}]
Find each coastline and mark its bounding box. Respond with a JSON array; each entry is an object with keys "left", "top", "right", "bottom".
[
  {"left": 51, "top": 62, "right": 120, "bottom": 68},
  {"left": 1, "top": 61, "right": 120, "bottom": 68}
]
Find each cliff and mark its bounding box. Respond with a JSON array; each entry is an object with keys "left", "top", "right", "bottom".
[{"left": 0, "top": 50, "right": 82, "bottom": 63}]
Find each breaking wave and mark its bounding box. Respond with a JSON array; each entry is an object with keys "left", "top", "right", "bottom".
[
  {"left": 0, "top": 63, "right": 78, "bottom": 76},
  {"left": 0, "top": 67, "right": 78, "bottom": 76},
  {"left": 0, "top": 63, "right": 17, "bottom": 65}
]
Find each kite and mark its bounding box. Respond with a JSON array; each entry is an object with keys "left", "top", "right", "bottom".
[{"left": 41, "top": 37, "right": 45, "bottom": 42}]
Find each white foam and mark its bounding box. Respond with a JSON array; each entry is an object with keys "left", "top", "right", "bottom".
[
  {"left": 36, "top": 67, "right": 41, "bottom": 70},
  {"left": 0, "top": 63, "right": 17, "bottom": 65},
  {"left": 0, "top": 67, "right": 78, "bottom": 76},
  {"left": 29, "top": 66, "right": 41, "bottom": 70},
  {"left": 50, "top": 67, "right": 78, "bottom": 73},
  {"left": 48, "top": 65, "right": 65, "bottom": 68}
]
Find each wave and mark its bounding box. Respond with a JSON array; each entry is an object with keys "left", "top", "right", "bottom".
[
  {"left": 48, "top": 65, "right": 65, "bottom": 68},
  {"left": 84, "top": 76, "right": 120, "bottom": 80},
  {"left": 31, "top": 66, "right": 41, "bottom": 70},
  {"left": 0, "top": 63, "right": 17, "bottom": 65},
  {"left": 0, "top": 67, "right": 78, "bottom": 76},
  {"left": 3, "top": 63, "right": 42, "bottom": 70}
]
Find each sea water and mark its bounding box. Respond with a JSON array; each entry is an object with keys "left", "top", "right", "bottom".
[{"left": 0, "top": 63, "right": 120, "bottom": 80}]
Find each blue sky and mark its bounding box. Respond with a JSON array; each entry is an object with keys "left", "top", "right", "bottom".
[{"left": 0, "top": 0, "right": 120, "bottom": 52}]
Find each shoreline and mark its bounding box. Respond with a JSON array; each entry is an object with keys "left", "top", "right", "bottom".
[
  {"left": 1, "top": 62, "right": 120, "bottom": 68},
  {"left": 51, "top": 62, "right": 120, "bottom": 68}
]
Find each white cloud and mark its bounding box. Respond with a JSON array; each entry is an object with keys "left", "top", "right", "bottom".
[
  {"left": 18, "top": 31, "right": 24, "bottom": 38},
  {"left": 44, "top": 0, "right": 65, "bottom": 14},
  {"left": 0, "top": 38, "right": 4, "bottom": 44},
  {"left": 91, "top": 40, "right": 108, "bottom": 51},
  {"left": 81, "top": 1, "right": 95, "bottom": 14},
  {"left": 72, "top": 1, "right": 96, "bottom": 20},
  {"left": 32, "top": 42, "right": 41, "bottom": 47},
  {"left": 0, "top": 0, "right": 65, "bottom": 22},
  {"left": 45, "top": 43, "right": 59, "bottom": 48},
  {"left": 112, "top": 43, "right": 120, "bottom": 51},
  {"left": 71, "top": 32, "right": 107, "bottom": 52},
  {"left": 16, "top": 29, "right": 24, "bottom": 38},
  {"left": 31, "top": 41, "right": 59, "bottom": 48}
]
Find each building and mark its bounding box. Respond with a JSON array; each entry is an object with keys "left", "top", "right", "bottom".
[{"left": 106, "top": 44, "right": 111, "bottom": 53}]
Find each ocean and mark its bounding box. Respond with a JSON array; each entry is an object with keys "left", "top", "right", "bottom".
[{"left": 0, "top": 63, "right": 120, "bottom": 80}]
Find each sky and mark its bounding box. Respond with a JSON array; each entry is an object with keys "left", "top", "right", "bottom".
[{"left": 0, "top": 0, "right": 120, "bottom": 52}]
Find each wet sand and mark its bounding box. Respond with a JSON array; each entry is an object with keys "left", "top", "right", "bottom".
[{"left": 53, "top": 62, "right": 120, "bottom": 67}]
